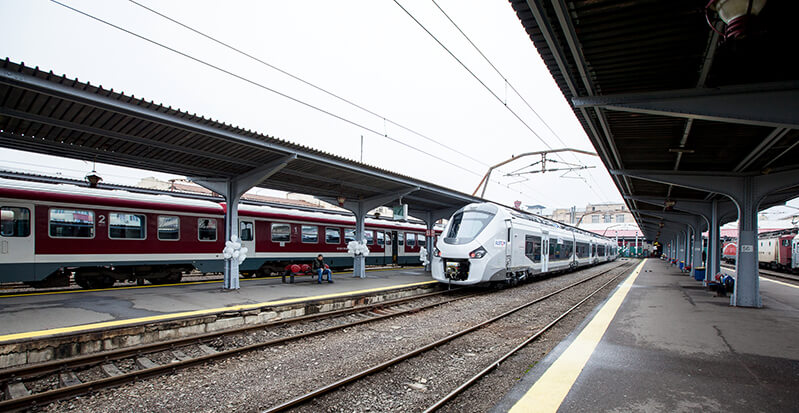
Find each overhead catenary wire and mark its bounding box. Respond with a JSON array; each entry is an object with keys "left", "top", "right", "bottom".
[
  {"left": 127, "top": 0, "right": 491, "bottom": 170},
  {"left": 391, "top": 0, "right": 550, "bottom": 150},
  {"left": 424, "top": 0, "right": 615, "bottom": 203},
  {"left": 48, "top": 0, "right": 488, "bottom": 181},
  {"left": 46, "top": 1, "right": 558, "bottom": 207}
]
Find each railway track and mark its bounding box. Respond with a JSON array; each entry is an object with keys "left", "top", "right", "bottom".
[
  {"left": 263, "top": 261, "right": 634, "bottom": 412},
  {"left": 720, "top": 264, "right": 799, "bottom": 283},
  {"left": 0, "top": 288, "right": 469, "bottom": 411}
]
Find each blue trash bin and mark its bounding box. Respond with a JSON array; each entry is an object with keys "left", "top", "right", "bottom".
[
  {"left": 693, "top": 266, "right": 705, "bottom": 281},
  {"left": 679, "top": 261, "right": 684, "bottom": 271}
]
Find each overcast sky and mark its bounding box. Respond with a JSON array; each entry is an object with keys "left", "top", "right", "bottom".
[{"left": 1, "top": 0, "right": 793, "bottom": 216}]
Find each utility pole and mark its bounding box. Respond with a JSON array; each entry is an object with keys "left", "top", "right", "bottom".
[{"left": 360, "top": 135, "right": 363, "bottom": 162}]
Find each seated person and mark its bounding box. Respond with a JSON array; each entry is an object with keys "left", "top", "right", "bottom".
[{"left": 312, "top": 254, "right": 333, "bottom": 283}]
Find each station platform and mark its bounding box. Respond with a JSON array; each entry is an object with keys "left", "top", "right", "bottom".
[
  {"left": 494, "top": 258, "right": 799, "bottom": 412},
  {"left": 0, "top": 267, "right": 433, "bottom": 342}
]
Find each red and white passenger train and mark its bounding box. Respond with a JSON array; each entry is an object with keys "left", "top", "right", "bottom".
[
  {"left": 721, "top": 229, "right": 799, "bottom": 273},
  {"left": 0, "top": 178, "right": 439, "bottom": 289}
]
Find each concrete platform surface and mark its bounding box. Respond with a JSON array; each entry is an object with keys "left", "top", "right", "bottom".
[
  {"left": 0, "top": 268, "right": 433, "bottom": 341},
  {"left": 495, "top": 258, "right": 799, "bottom": 412}
]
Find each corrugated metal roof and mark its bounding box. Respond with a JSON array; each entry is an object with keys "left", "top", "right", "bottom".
[
  {"left": 0, "top": 59, "right": 481, "bottom": 213},
  {"left": 509, "top": 0, "right": 799, "bottom": 240}
]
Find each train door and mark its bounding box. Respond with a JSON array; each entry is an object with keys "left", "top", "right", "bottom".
[
  {"left": 391, "top": 231, "right": 399, "bottom": 264},
  {"left": 0, "top": 202, "right": 35, "bottom": 282},
  {"left": 504, "top": 219, "right": 513, "bottom": 269},
  {"left": 793, "top": 235, "right": 799, "bottom": 269},
  {"left": 238, "top": 219, "right": 255, "bottom": 252},
  {"left": 541, "top": 232, "right": 549, "bottom": 272}
]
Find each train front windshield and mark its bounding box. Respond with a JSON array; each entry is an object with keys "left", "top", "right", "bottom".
[{"left": 444, "top": 210, "right": 495, "bottom": 245}]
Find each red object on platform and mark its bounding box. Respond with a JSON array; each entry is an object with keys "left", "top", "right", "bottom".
[
  {"left": 290, "top": 264, "right": 301, "bottom": 273},
  {"left": 301, "top": 264, "right": 311, "bottom": 272}
]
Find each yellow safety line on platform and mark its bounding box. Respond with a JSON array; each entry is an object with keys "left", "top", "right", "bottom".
[
  {"left": 509, "top": 259, "right": 647, "bottom": 413},
  {"left": 0, "top": 266, "right": 423, "bottom": 298},
  {"left": 760, "top": 277, "right": 799, "bottom": 289},
  {"left": 0, "top": 280, "right": 437, "bottom": 343}
]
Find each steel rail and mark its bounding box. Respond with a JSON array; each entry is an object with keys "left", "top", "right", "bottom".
[
  {"left": 0, "top": 288, "right": 456, "bottom": 383},
  {"left": 423, "top": 267, "right": 629, "bottom": 412},
  {"left": 0, "top": 290, "right": 473, "bottom": 411},
  {"left": 262, "top": 262, "right": 632, "bottom": 413},
  {"left": 720, "top": 264, "right": 799, "bottom": 283}
]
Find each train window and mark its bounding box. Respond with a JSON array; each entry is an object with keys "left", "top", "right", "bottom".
[
  {"left": 397, "top": 233, "right": 404, "bottom": 246},
  {"left": 325, "top": 227, "right": 341, "bottom": 244},
  {"left": 563, "top": 240, "right": 574, "bottom": 258},
  {"left": 384, "top": 231, "right": 392, "bottom": 245},
  {"left": 344, "top": 229, "right": 356, "bottom": 244},
  {"left": 302, "top": 225, "right": 318, "bottom": 243},
  {"left": 376, "top": 231, "right": 385, "bottom": 246},
  {"left": 49, "top": 208, "right": 94, "bottom": 238},
  {"left": 1, "top": 207, "right": 30, "bottom": 237},
  {"left": 406, "top": 233, "right": 416, "bottom": 247},
  {"left": 198, "top": 218, "right": 218, "bottom": 241},
  {"left": 783, "top": 239, "right": 790, "bottom": 247},
  {"left": 418, "top": 235, "right": 426, "bottom": 247},
  {"left": 158, "top": 216, "right": 180, "bottom": 241},
  {"left": 576, "top": 242, "right": 589, "bottom": 258},
  {"left": 271, "top": 223, "right": 290, "bottom": 242},
  {"left": 525, "top": 235, "right": 541, "bottom": 263},
  {"left": 445, "top": 210, "right": 495, "bottom": 245},
  {"left": 365, "top": 230, "right": 374, "bottom": 245},
  {"left": 240, "top": 221, "right": 254, "bottom": 242},
  {"left": 599, "top": 245, "right": 606, "bottom": 256},
  {"left": 109, "top": 213, "right": 146, "bottom": 239}
]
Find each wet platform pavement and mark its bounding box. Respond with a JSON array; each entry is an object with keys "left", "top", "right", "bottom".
[{"left": 494, "top": 258, "right": 799, "bottom": 412}]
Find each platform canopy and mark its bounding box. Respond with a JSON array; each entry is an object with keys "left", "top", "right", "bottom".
[
  {"left": 0, "top": 59, "right": 480, "bottom": 214},
  {"left": 509, "top": 0, "right": 799, "bottom": 242}
]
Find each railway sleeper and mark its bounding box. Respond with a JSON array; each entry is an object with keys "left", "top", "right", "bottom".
[
  {"left": 101, "top": 363, "right": 123, "bottom": 377},
  {"left": 3, "top": 381, "right": 30, "bottom": 400},
  {"left": 59, "top": 372, "right": 81, "bottom": 388}
]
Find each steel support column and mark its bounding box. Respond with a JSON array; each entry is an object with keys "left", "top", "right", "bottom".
[
  {"left": 335, "top": 187, "right": 420, "bottom": 278},
  {"left": 409, "top": 207, "right": 458, "bottom": 272},
  {"left": 614, "top": 169, "right": 799, "bottom": 307},
  {"left": 192, "top": 155, "right": 296, "bottom": 289},
  {"left": 735, "top": 177, "right": 759, "bottom": 306},
  {"left": 709, "top": 200, "right": 720, "bottom": 283}
]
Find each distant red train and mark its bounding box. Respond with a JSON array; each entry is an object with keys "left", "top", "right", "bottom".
[
  {"left": 0, "top": 178, "right": 440, "bottom": 289},
  {"left": 720, "top": 229, "right": 799, "bottom": 273}
]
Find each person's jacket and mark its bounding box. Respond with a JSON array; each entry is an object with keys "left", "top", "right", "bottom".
[{"left": 312, "top": 258, "right": 326, "bottom": 271}]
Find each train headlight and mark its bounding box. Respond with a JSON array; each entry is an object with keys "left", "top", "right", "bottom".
[
  {"left": 434, "top": 247, "right": 442, "bottom": 257},
  {"left": 469, "top": 246, "right": 487, "bottom": 259}
]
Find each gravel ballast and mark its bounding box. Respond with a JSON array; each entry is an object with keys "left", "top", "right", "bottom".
[{"left": 39, "top": 261, "right": 635, "bottom": 413}]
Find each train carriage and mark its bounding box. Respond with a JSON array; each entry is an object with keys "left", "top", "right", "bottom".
[
  {"left": 432, "top": 203, "right": 617, "bottom": 286},
  {"left": 0, "top": 178, "right": 439, "bottom": 288}
]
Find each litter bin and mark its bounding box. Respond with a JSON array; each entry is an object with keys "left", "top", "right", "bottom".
[
  {"left": 679, "top": 261, "right": 684, "bottom": 271},
  {"left": 693, "top": 266, "right": 705, "bottom": 281}
]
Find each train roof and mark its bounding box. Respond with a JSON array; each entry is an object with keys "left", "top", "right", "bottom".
[
  {"left": 0, "top": 176, "right": 438, "bottom": 231},
  {"left": 0, "top": 177, "right": 223, "bottom": 214},
  {"left": 498, "top": 204, "right": 614, "bottom": 242}
]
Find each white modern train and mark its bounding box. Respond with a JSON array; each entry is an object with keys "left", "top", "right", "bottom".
[{"left": 432, "top": 203, "right": 618, "bottom": 285}]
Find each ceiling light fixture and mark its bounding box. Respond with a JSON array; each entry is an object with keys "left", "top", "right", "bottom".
[{"left": 706, "top": 0, "right": 767, "bottom": 39}]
